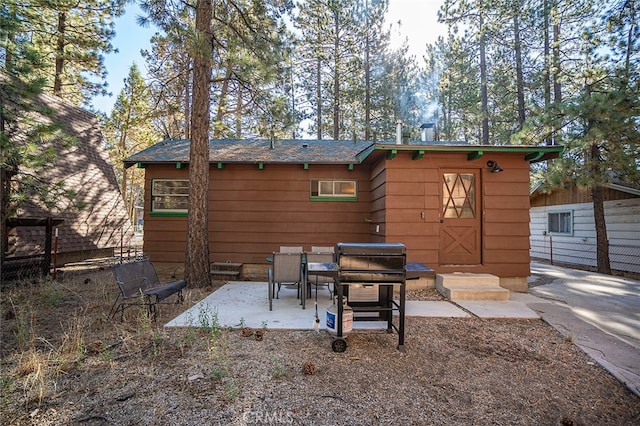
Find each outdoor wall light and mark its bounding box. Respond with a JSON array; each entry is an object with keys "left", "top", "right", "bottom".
[{"left": 487, "top": 160, "right": 503, "bottom": 173}]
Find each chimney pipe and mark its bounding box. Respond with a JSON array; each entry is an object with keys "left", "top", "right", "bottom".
[{"left": 396, "top": 120, "right": 403, "bottom": 145}]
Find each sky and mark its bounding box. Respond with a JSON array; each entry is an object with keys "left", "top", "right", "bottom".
[{"left": 90, "top": 0, "right": 446, "bottom": 114}]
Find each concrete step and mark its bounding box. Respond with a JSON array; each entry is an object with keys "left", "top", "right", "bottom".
[
  {"left": 210, "top": 262, "right": 243, "bottom": 271},
  {"left": 436, "top": 273, "right": 510, "bottom": 301},
  {"left": 437, "top": 273, "right": 500, "bottom": 287},
  {"left": 209, "top": 270, "right": 240, "bottom": 277}
]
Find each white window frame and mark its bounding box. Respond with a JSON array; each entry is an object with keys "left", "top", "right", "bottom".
[
  {"left": 310, "top": 179, "right": 357, "bottom": 200},
  {"left": 151, "top": 179, "right": 189, "bottom": 213},
  {"left": 547, "top": 210, "right": 573, "bottom": 236}
]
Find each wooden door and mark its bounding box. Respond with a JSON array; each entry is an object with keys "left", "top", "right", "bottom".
[{"left": 439, "top": 170, "right": 481, "bottom": 265}]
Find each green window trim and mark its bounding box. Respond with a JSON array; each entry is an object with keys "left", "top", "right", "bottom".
[{"left": 149, "top": 211, "right": 188, "bottom": 217}]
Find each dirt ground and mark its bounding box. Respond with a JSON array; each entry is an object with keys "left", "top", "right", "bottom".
[{"left": 1, "top": 265, "right": 639, "bottom": 425}]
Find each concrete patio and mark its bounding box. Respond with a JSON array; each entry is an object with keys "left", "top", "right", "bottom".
[{"left": 164, "top": 281, "right": 540, "bottom": 330}]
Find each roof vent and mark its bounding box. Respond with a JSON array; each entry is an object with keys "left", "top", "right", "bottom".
[{"left": 420, "top": 123, "right": 435, "bottom": 142}]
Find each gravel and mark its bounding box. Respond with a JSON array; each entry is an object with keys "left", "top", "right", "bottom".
[{"left": 1, "top": 270, "right": 639, "bottom": 425}]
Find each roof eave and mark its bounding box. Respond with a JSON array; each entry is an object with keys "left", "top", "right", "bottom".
[
  {"left": 124, "top": 159, "right": 360, "bottom": 169},
  {"left": 359, "top": 143, "right": 564, "bottom": 163}
]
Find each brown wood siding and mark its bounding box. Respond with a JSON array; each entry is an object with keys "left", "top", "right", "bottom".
[
  {"left": 141, "top": 166, "right": 187, "bottom": 262},
  {"left": 378, "top": 152, "right": 438, "bottom": 265},
  {"left": 481, "top": 155, "right": 531, "bottom": 277},
  {"left": 369, "top": 160, "right": 387, "bottom": 242},
  {"left": 531, "top": 184, "right": 638, "bottom": 207},
  {"left": 143, "top": 163, "right": 371, "bottom": 264},
  {"left": 143, "top": 150, "right": 537, "bottom": 279},
  {"left": 379, "top": 151, "right": 531, "bottom": 277}
]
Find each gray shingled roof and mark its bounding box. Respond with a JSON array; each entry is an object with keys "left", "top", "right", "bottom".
[
  {"left": 125, "top": 137, "right": 564, "bottom": 168},
  {"left": 5, "top": 88, "right": 134, "bottom": 258},
  {"left": 124, "top": 139, "right": 376, "bottom": 167}
]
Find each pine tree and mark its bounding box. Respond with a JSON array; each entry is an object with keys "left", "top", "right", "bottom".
[
  {"left": 1, "top": 2, "right": 76, "bottom": 264},
  {"left": 527, "top": 0, "right": 639, "bottom": 274},
  {"left": 295, "top": 0, "right": 402, "bottom": 140},
  {"left": 185, "top": 0, "right": 212, "bottom": 286},
  {"left": 9, "top": 0, "right": 127, "bottom": 105},
  {"left": 142, "top": 0, "right": 294, "bottom": 139},
  {"left": 439, "top": 0, "right": 491, "bottom": 144},
  {"left": 104, "top": 64, "right": 160, "bottom": 221}
]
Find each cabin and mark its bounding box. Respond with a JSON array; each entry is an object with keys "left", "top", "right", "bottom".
[
  {"left": 2, "top": 89, "right": 134, "bottom": 276},
  {"left": 530, "top": 181, "right": 640, "bottom": 275},
  {"left": 125, "top": 136, "right": 562, "bottom": 292}
]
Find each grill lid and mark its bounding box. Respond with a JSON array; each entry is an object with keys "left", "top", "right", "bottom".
[{"left": 336, "top": 242, "right": 406, "bottom": 256}]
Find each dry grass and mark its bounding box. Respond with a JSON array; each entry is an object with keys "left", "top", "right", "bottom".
[{"left": 1, "top": 267, "right": 639, "bottom": 425}]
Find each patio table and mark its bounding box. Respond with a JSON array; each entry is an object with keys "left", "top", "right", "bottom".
[{"left": 270, "top": 257, "right": 433, "bottom": 309}]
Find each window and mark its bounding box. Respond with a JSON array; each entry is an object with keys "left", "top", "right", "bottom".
[
  {"left": 547, "top": 211, "right": 573, "bottom": 235},
  {"left": 151, "top": 179, "right": 189, "bottom": 213},
  {"left": 442, "top": 173, "right": 476, "bottom": 218},
  {"left": 310, "top": 179, "right": 357, "bottom": 200}
]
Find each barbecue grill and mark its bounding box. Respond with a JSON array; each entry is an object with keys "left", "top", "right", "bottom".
[{"left": 332, "top": 242, "right": 407, "bottom": 352}]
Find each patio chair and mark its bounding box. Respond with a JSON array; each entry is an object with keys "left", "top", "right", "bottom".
[
  {"left": 109, "top": 258, "right": 186, "bottom": 322},
  {"left": 306, "top": 251, "right": 335, "bottom": 299},
  {"left": 280, "top": 246, "right": 303, "bottom": 253},
  {"left": 311, "top": 246, "right": 334, "bottom": 254},
  {"left": 268, "top": 251, "right": 303, "bottom": 311}
]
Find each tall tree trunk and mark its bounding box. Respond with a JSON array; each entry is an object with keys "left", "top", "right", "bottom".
[
  {"left": 316, "top": 56, "right": 322, "bottom": 139},
  {"left": 592, "top": 182, "right": 611, "bottom": 274},
  {"left": 119, "top": 91, "right": 134, "bottom": 202},
  {"left": 184, "top": 55, "right": 192, "bottom": 139},
  {"left": 4, "top": 18, "right": 15, "bottom": 72},
  {"left": 552, "top": 13, "right": 562, "bottom": 104},
  {"left": 214, "top": 65, "right": 232, "bottom": 138},
  {"left": 543, "top": 0, "right": 551, "bottom": 144},
  {"left": 622, "top": 2, "right": 636, "bottom": 79},
  {"left": 479, "top": 13, "right": 489, "bottom": 144},
  {"left": 0, "top": 166, "right": 8, "bottom": 271},
  {"left": 54, "top": 11, "right": 66, "bottom": 97},
  {"left": 513, "top": 7, "right": 526, "bottom": 129},
  {"left": 119, "top": 132, "right": 128, "bottom": 199},
  {"left": 127, "top": 171, "right": 136, "bottom": 224},
  {"left": 332, "top": 12, "right": 340, "bottom": 140},
  {"left": 585, "top": 83, "right": 611, "bottom": 274},
  {"left": 185, "top": 0, "right": 212, "bottom": 286},
  {"left": 552, "top": 3, "right": 562, "bottom": 145},
  {"left": 364, "top": 0, "right": 371, "bottom": 141},
  {"left": 236, "top": 84, "right": 242, "bottom": 138},
  {"left": 289, "top": 66, "right": 296, "bottom": 139},
  {"left": 2, "top": 20, "right": 14, "bottom": 271}
]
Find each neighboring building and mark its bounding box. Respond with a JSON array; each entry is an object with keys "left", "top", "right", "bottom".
[
  {"left": 4, "top": 90, "right": 134, "bottom": 268},
  {"left": 530, "top": 182, "right": 640, "bottom": 274},
  {"left": 125, "top": 137, "right": 562, "bottom": 291}
]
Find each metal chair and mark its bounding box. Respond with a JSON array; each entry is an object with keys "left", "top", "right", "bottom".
[
  {"left": 306, "top": 251, "right": 335, "bottom": 300},
  {"left": 268, "top": 251, "right": 303, "bottom": 311},
  {"left": 280, "top": 246, "right": 303, "bottom": 253},
  {"left": 311, "top": 246, "right": 334, "bottom": 253}
]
